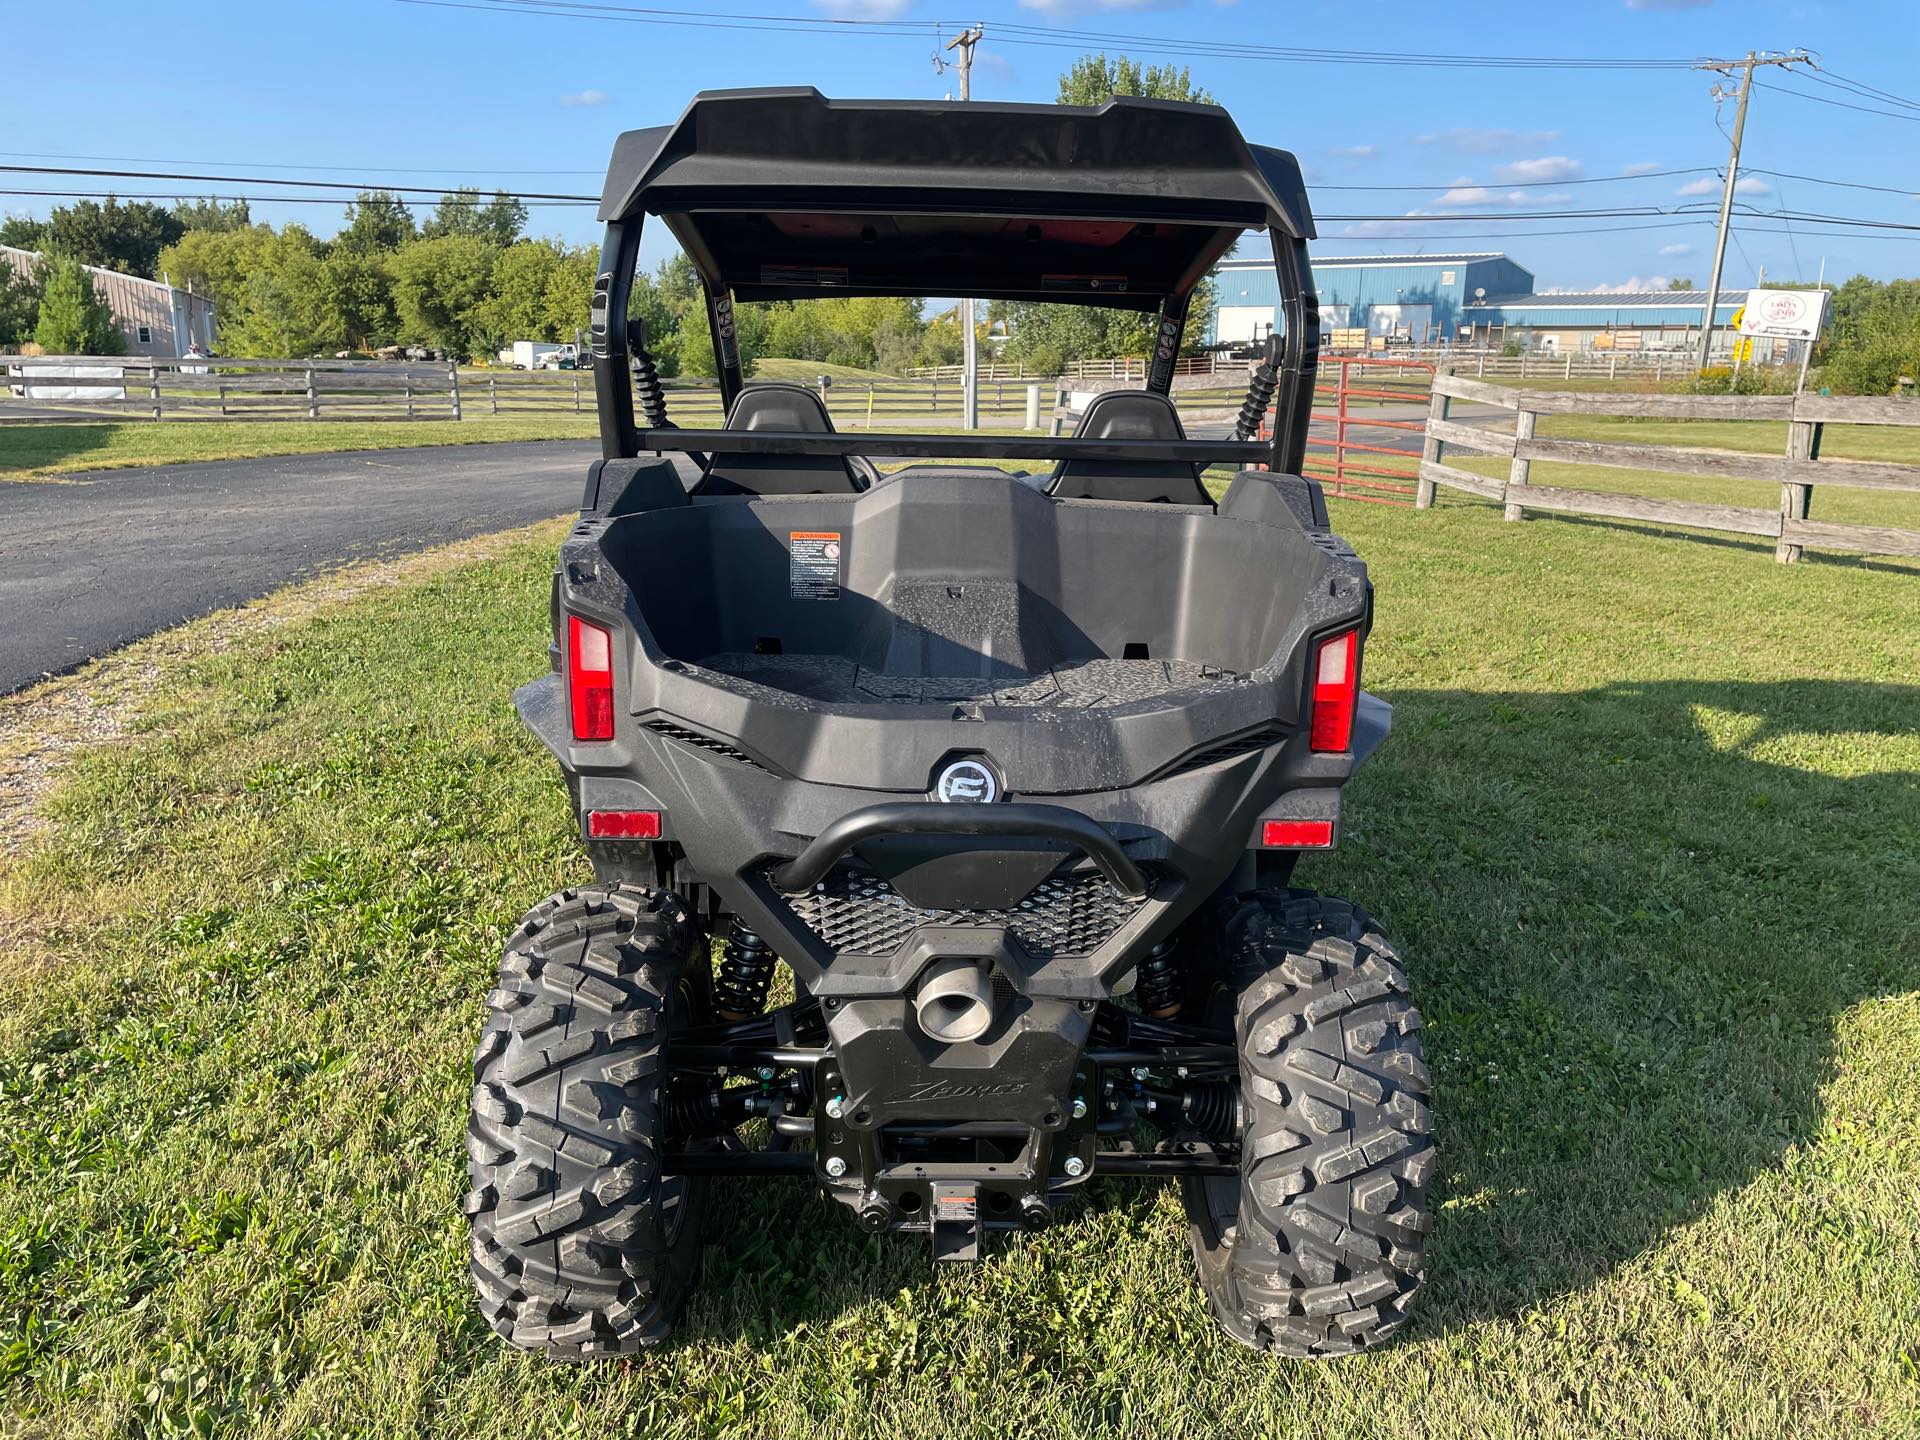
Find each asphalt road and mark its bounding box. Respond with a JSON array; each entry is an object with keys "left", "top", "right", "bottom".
[
  {"left": 0, "top": 408, "right": 1463, "bottom": 695},
  {"left": 0, "top": 441, "right": 605, "bottom": 694}
]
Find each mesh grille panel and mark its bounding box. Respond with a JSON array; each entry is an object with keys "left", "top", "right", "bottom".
[{"left": 782, "top": 866, "right": 1151, "bottom": 959}]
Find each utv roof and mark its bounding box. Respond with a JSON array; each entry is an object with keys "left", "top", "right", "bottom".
[{"left": 598, "top": 87, "right": 1315, "bottom": 307}]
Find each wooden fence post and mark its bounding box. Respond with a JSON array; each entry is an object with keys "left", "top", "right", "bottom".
[
  {"left": 305, "top": 363, "right": 318, "bottom": 420},
  {"left": 1504, "top": 407, "right": 1536, "bottom": 522},
  {"left": 149, "top": 366, "right": 163, "bottom": 421},
  {"left": 405, "top": 376, "right": 414, "bottom": 418},
  {"left": 572, "top": 372, "right": 581, "bottom": 413},
  {"left": 448, "top": 361, "right": 462, "bottom": 420},
  {"left": 1609, "top": 354, "right": 1618, "bottom": 381},
  {"left": 1415, "top": 370, "right": 1450, "bottom": 510},
  {"left": 1777, "top": 416, "right": 1819, "bottom": 563},
  {"left": 489, "top": 375, "right": 498, "bottom": 415}
]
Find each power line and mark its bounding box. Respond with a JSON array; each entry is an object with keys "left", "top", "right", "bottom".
[
  {"left": 1311, "top": 167, "right": 1714, "bottom": 191},
  {"left": 1753, "top": 79, "right": 1920, "bottom": 122},
  {"left": 0, "top": 163, "right": 597, "bottom": 202},
  {"left": 397, "top": 0, "right": 1705, "bottom": 71},
  {"left": 1747, "top": 167, "right": 1920, "bottom": 197},
  {"left": 1795, "top": 66, "right": 1920, "bottom": 112},
  {"left": 0, "top": 189, "right": 594, "bottom": 207},
  {"left": 0, "top": 148, "right": 599, "bottom": 176}
]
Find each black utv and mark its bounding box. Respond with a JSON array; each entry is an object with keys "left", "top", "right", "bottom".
[{"left": 466, "top": 88, "right": 1432, "bottom": 1360}]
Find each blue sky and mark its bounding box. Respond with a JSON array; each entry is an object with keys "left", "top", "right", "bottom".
[{"left": 4, "top": 0, "right": 1916, "bottom": 291}]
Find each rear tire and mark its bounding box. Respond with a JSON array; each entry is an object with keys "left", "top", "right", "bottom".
[
  {"left": 465, "top": 885, "right": 706, "bottom": 1358},
  {"left": 1183, "top": 890, "right": 1433, "bottom": 1356}
]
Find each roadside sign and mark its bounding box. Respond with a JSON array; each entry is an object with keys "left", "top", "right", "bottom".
[{"left": 1738, "top": 288, "right": 1828, "bottom": 341}]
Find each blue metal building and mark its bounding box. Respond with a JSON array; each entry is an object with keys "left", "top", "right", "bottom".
[
  {"left": 1212, "top": 253, "right": 1534, "bottom": 346},
  {"left": 1211, "top": 251, "right": 1748, "bottom": 352}
]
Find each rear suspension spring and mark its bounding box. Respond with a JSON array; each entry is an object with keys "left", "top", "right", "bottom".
[
  {"left": 713, "top": 918, "right": 776, "bottom": 1020},
  {"left": 630, "top": 344, "right": 674, "bottom": 429},
  {"left": 1134, "top": 939, "right": 1185, "bottom": 1019},
  {"left": 1232, "top": 336, "right": 1281, "bottom": 442}
]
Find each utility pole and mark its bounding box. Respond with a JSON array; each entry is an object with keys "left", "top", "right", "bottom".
[
  {"left": 1693, "top": 50, "right": 1809, "bottom": 370},
  {"left": 942, "top": 24, "right": 985, "bottom": 429}
]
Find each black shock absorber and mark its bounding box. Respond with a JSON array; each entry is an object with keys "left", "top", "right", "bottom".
[
  {"left": 713, "top": 917, "right": 776, "bottom": 1021},
  {"left": 1232, "top": 334, "right": 1283, "bottom": 442},
  {"left": 1134, "top": 939, "right": 1185, "bottom": 1019},
  {"left": 630, "top": 343, "right": 673, "bottom": 430}
]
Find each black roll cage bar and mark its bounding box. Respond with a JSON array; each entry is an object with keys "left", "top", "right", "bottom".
[{"left": 591, "top": 214, "right": 1319, "bottom": 477}]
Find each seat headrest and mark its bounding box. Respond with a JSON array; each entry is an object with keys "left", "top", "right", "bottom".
[
  {"left": 1073, "top": 389, "right": 1187, "bottom": 442},
  {"left": 1047, "top": 389, "right": 1211, "bottom": 506},
  {"left": 695, "top": 382, "right": 866, "bottom": 497},
  {"left": 724, "top": 382, "right": 835, "bottom": 433}
]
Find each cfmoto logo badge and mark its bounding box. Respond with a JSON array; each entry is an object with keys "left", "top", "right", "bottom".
[{"left": 934, "top": 758, "right": 998, "bottom": 804}]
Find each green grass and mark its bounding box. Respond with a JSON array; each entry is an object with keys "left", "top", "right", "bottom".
[
  {"left": 1431, "top": 415, "right": 1920, "bottom": 537},
  {"left": 2, "top": 495, "right": 1916, "bottom": 1437}
]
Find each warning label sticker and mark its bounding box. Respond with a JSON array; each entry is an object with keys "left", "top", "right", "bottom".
[{"left": 789, "top": 531, "right": 842, "bottom": 600}]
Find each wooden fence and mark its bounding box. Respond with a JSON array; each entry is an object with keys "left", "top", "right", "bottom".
[
  {"left": 1417, "top": 369, "right": 1920, "bottom": 563},
  {"left": 0, "top": 356, "right": 459, "bottom": 423}
]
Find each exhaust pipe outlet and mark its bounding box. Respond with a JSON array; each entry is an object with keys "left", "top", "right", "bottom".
[{"left": 913, "top": 959, "right": 995, "bottom": 1043}]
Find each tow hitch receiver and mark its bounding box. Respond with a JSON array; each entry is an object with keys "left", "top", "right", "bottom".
[{"left": 930, "top": 1183, "right": 981, "bottom": 1262}]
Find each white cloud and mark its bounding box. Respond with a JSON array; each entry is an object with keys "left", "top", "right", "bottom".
[
  {"left": 1495, "top": 155, "right": 1584, "bottom": 184},
  {"left": 1659, "top": 242, "right": 1695, "bottom": 255},
  {"left": 1543, "top": 277, "right": 1674, "bottom": 292},
  {"left": 1620, "top": 161, "right": 1665, "bottom": 176},
  {"left": 1328, "top": 144, "right": 1379, "bottom": 160},
  {"left": 560, "top": 89, "right": 612, "bottom": 108},
  {"left": 1675, "top": 175, "right": 1772, "bottom": 197},
  {"left": 811, "top": 0, "right": 915, "bottom": 16},
  {"left": 1430, "top": 186, "right": 1573, "bottom": 208},
  {"left": 1413, "top": 126, "right": 1561, "bottom": 154},
  {"left": 1017, "top": 0, "right": 1189, "bottom": 11}
]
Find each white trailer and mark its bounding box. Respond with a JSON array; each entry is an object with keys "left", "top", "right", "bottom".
[{"left": 502, "top": 340, "right": 561, "bottom": 370}]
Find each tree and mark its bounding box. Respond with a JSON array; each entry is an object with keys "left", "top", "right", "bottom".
[
  {"left": 1668, "top": 276, "right": 1696, "bottom": 290},
  {"left": 172, "top": 197, "right": 253, "bottom": 234},
  {"left": 422, "top": 189, "right": 527, "bottom": 247},
  {"left": 32, "top": 254, "right": 123, "bottom": 354},
  {"left": 388, "top": 234, "right": 497, "bottom": 358},
  {"left": 338, "top": 192, "right": 417, "bottom": 254},
  {"left": 0, "top": 260, "right": 40, "bottom": 347},
  {"left": 28, "top": 198, "right": 185, "bottom": 277},
  {"left": 1816, "top": 273, "right": 1920, "bottom": 395},
  {"left": 320, "top": 248, "right": 397, "bottom": 351},
  {"left": 0, "top": 216, "right": 47, "bottom": 251},
  {"left": 1056, "top": 52, "right": 1214, "bottom": 106}
]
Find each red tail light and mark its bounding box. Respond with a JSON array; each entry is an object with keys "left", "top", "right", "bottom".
[
  {"left": 1261, "top": 819, "right": 1333, "bottom": 849},
  {"left": 587, "top": 809, "right": 661, "bottom": 840},
  {"left": 568, "top": 615, "right": 615, "bottom": 741},
  {"left": 1308, "top": 628, "right": 1359, "bottom": 753}
]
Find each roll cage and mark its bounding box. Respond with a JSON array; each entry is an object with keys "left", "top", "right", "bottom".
[{"left": 588, "top": 87, "right": 1321, "bottom": 476}]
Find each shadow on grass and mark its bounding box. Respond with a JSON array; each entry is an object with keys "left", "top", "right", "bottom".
[
  {"left": 666, "top": 676, "right": 1919, "bottom": 1343},
  {"left": 0, "top": 423, "right": 117, "bottom": 478}
]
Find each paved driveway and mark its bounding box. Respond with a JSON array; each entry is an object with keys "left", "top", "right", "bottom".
[{"left": 0, "top": 441, "right": 610, "bottom": 694}]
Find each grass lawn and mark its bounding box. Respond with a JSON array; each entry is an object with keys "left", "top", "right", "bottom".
[
  {"left": 1, "top": 495, "right": 1916, "bottom": 1438},
  {"left": 1432, "top": 414, "right": 1920, "bottom": 539}
]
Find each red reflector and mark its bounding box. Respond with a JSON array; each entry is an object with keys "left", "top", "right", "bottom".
[
  {"left": 587, "top": 809, "right": 662, "bottom": 840},
  {"left": 568, "top": 614, "right": 615, "bottom": 741},
  {"left": 1262, "top": 819, "right": 1334, "bottom": 849},
  {"left": 1309, "top": 628, "right": 1359, "bottom": 753}
]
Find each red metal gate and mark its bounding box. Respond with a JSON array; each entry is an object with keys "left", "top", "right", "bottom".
[{"left": 1297, "top": 355, "right": 1434, "bottom": 506}]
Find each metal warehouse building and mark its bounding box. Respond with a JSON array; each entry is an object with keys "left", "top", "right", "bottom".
[
  {"left": 1212, "top": 252, "right": 1746, "bottom": 354},
  {"left": 1, "top": 246, "right": 217, "bottom": 357}
]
